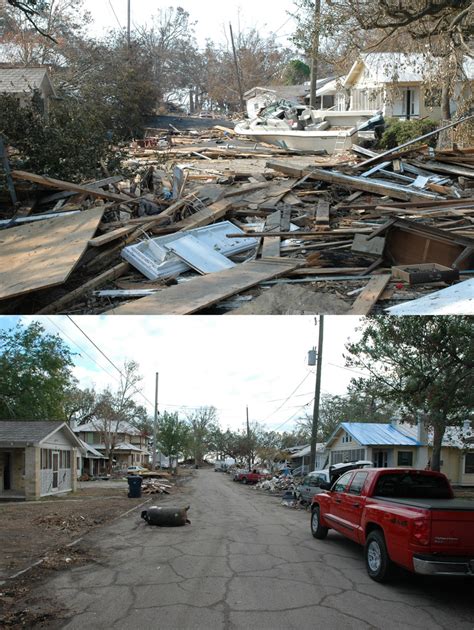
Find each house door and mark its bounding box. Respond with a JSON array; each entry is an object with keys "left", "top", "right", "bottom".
[
  {"left": 403, "top": 88, "right": 418, "bottom": 120},
  {"left": 3, "top": 453, "right": 11, "bottom": 490},
  {"left": 373, "top": 450, "right": 388, "bottom": 467},
  {"left": 52, "top": 451, "right": 59, "bottom": 489}
]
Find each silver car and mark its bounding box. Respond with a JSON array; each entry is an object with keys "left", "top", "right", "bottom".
[{"left": 296, "top": 460, "right": 373, "bottom": 503}]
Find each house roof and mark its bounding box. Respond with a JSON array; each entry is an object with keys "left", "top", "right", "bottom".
[
  {"left": 78, "top": 439, "right": 104, "bottom": 459},
  {"left": 115, "top": 441, "right": 146, "bottom": 453},
  {"left": 327, "top": 422, "right": 422, "bottom": 447},
  {"left": 0, "top": 67, "right": 57, "bottom": 97},
  {"left": 244, "top": 84, "right": 307, "bottom": 100},
  {"left": 0, "top": 420, "right": 83, "bottom": 448},
  {"left": 344, "top": 53, "right": 441, "bottom": 87},
  {"left": 75, "top": 421, "right": 143, "bottom": 436},
  {"left": 290, "top": 444, "right": 326, "bottom": 458}
]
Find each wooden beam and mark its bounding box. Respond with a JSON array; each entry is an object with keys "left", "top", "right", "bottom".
[
  {"left": 37, "top": 262, "right": 130, "bottom": 314},
  {"left": 106, "top": 258, "right": 302, "bottom": 315},
  {"left": 11, "top": 170, "right": 134, "bottom": 204},
  {"left": 261, "top": 210, "right": 281, "bottom": 258},
  {"left": 316, "top": 200, "right": 330, "bottom": 226},
  {"left": 88, "top": 225, "right": 137, "bottom": 247},
  {"left": 348, "top": 275, "right": 391, "bottom": 315},
  {"left": 266, "top": 162, "right": 437, "bottom": 201}
]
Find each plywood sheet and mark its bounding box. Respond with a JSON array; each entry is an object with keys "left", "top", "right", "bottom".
[
  {"left": 108, "top": 258, "right": 302, "bottom": 315},
  {"left": 0, "top": 207, "right": 104, "bottom": 300}
]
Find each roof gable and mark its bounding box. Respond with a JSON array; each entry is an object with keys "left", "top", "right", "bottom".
[{"left": 0, "top": 67, "right": 56, "bottom": 97}]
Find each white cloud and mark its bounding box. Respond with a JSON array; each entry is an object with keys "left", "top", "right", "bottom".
[{"left": 17, "top": 314, "right": 364, "bottom": 432}]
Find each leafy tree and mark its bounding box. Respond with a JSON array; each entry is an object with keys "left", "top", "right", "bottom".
[
  {"left": 63, "top": 385, "right": 99, "bottom": 426},
  {"left": 345, "top": 316, "right": 474, "bottom": 471},
  {"left": 157, "top": 411, "right": 189, "bottom": 473},
  {"left": 0, "top": 321, "right": 75, "bottom": 420},
  {"left": 187, "top": 406, "right": 219, "bottom": 465},
  {"left": 282, "top": 59, "right": 311, "bottom": 85},
  {"left": 0, "top": 94, "right": 116, "bottom": 181}
]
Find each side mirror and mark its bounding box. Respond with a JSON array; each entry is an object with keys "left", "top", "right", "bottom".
[{"left": 319, "top": 482, "right": 331, "bottom": 491}]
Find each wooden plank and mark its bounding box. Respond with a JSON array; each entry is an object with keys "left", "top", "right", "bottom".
[
  {"left": 88, "top": 225, "right": 137, "bottom": 247},
  {"left": 107, "top": 258, "right": 302, "bottom": 315},
  {"left": 261, "top": 210, "right": 281, "bottom": 258},
  {"left": 11, "top": 170, "right": 133, "bottom": 204},
  {"left": 280, "top": 207, "right": 292, "bottom": 231},
  {"left": 174, "top": 198, "right": 235, "bottom": 231},
  {"left": 316, "top": 200, "right": 330, "bottom": 226},
  {"left": 0, "top": 207, "right": 104, "bottom": 301},
  {"left": 38, "top": 262, "right": 130, "bottom": 314},
  {"left": 347, "top": 275, "right": 392, "bottom": 315}
]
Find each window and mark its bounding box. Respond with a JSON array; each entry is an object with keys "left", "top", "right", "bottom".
[
  {"left": 397, "top": 451, "right": 413, "bottom": 466},
  {"left": 348, "top": 472, "right": 368, "bottom": 495},
  {"left": 333, "top": 472, "right": 353, "bottom": 493},
  {"left": 465, "top": 453, "right": 474, "bottom": 474},
  {"left": 342, "top": 432, "right": 352, "bottom": 444},
  {"left": 331, "top": 449, "right": 365, "bottom": 465}
]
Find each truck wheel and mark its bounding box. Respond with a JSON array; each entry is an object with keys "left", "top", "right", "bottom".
[
  {"left": 242, "top": 478, "right": 247, "bottom": 484},
  {"left": 365, "top": 531, "right": 394, "bottom": 582},
  {"left": 311, "top": 506, "right": 328, "bottom": 539}
]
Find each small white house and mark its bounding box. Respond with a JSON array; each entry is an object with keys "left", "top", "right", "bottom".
[
  {"left": 342, "top": 53, "right": 473, "bottom": 120},
  {"left": 0, "top": 421, "right": 82, "bottom": 500}
]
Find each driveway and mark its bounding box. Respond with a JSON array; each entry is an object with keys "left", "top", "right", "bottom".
[{"left": 41, "top": 469, "right": 474, "bottom": 629}]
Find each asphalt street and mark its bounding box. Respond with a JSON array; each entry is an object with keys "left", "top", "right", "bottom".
[{"left": 43, "top": 469, "right": 474, "bottom": 629}]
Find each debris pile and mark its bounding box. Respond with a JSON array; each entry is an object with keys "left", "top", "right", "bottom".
[
  {"left": 141, "top": 479, "right": 173, "bottom": 495},
  {"left": 254, "top": 475, "right": 298, "bottom": 494},
  {"left": 1, "top": 118, "right": 473, "bottom": 315}
]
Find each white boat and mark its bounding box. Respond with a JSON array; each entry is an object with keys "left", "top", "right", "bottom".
[{"left": 234, "top": 105, "right": 383, "bottom": 154}]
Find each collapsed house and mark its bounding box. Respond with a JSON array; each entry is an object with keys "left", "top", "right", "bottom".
[{"left": 0, "top": 114, "right": 473, "bottom": 316}]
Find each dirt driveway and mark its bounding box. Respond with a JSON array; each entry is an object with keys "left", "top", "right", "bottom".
[{"left": 0, "top": 475, "right": 192, "bottom": 628}]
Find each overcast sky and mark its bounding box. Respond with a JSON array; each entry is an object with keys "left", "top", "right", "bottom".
[
  {"left": 1, "top": 315, "right": 366, "bottom": 433},
  {"left": 81, "top": 0, "right": 297, "bottom": 48}
]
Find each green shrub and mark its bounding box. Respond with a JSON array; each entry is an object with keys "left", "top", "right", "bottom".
[
  {"left": 378, "top": 118, "right": 439, "bottom": 150},
  {"left": 0, "top": 94, "right": 120, "bottom": 182}
]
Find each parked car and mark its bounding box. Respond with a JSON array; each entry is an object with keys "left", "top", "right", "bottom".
[
  {"left": 310, "top": 467, "right": 474, "bottom": 582},
  {"left": 296, "top": 461, "right": 373, "bottom": 504},
  {"left": 199, "top": 111, "right": 213, "bottom": 118},
  {"left": 236, "top": 469, "right": 271, "bottom": 484},
  {"left": 127, "top": 465, "right": 148, "bottom": 475}
]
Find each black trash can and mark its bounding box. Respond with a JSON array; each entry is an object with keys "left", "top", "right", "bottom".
[{"left": 127, "top": 475, "right": 142, "bottom": 498}]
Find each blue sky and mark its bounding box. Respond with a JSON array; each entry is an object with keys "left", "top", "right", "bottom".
[{"left": 1, "top": 315, "right": 365, "bottom": 432}]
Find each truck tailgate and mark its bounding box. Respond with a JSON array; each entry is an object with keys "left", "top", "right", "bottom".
[{"left": 431, "top": 508, "right": 474, "bottom": 554}]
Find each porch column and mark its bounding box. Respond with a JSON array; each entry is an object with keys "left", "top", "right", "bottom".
[
  {"left": 24, "top": 446, "right": 41, "bottom": 500},
  {"left": 71, "top": 448, "right": 78, "bottom": 492}
]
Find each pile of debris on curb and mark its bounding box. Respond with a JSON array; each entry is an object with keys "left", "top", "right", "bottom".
[
  {"left": 1, "top": 118, "right": 473, "bottom": 315},
  {"left": 254, "top": 475, "right": 299, "bottom": 494},
  {"left": 141, "top": 479, "right": 173, "bottom": 495}
]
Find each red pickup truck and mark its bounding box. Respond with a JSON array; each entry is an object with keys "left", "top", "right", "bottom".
[
  {"left": 310, "top": 467, "right": 474, "bottom": 582},
  {"left": 236, "top": 469, "right": 270, "bottom": 484}
]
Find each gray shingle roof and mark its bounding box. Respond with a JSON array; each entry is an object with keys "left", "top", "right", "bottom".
[
  {"left": 0, "top": 420, "right": 64, "bottom": 444},
  {"left": 0, "top": 67, "right": 55, "bottom": 95}
]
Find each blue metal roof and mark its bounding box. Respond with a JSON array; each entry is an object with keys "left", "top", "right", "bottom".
[{"left": 338, "top": 422, "right": 422, "bottom": 446}]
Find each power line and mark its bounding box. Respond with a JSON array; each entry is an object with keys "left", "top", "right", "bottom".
[
  {"left": 262, "top": 370, "right": 313, "bottom": 422},
  {"left": 107, "top": 0, "right": 122, "bottom": 29}
]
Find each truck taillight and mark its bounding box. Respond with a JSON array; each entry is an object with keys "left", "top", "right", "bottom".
[{"left": 412, "top": 518, "right": 430, "bottom": 546}]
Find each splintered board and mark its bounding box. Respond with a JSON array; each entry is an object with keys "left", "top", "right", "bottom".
[
  {"left": 348, "top": 274, "right": 392, "bottom": 315},
  {"left": 107, "top": 258, "right": 302, "bottom": 315},
  {"left": 0, "top": 207, "right": 104, "bottom": 300}
]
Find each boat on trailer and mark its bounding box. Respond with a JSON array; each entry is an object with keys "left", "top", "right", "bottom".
[{"left": 234, "top": 103, "right": 384, "bottom": 154}]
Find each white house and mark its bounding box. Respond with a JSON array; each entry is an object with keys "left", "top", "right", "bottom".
[
  {"left": 0, "top": 421, "right": 82, "bottom": 501},
  {"left": 341, "top": 53, "right": 473, "bottom": 120}
]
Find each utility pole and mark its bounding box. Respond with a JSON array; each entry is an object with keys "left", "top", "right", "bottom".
[
  {"left": 127, "top": 0, "right": 131, "bottom": 49},
  {"left": 309, "top": 315, "right": 324, "bottom": 471},
  {"left": 309, "top": 0, "right": 321, "bottom": 108},
  {"left": 246, "top": 406, "right": 252, "bottom": 471},
  {"left": 152, "top": 372, "right": 159, "bottom": 469},
  {"left": 229, "top": 22, "right": 245, "bottom": 114}
]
